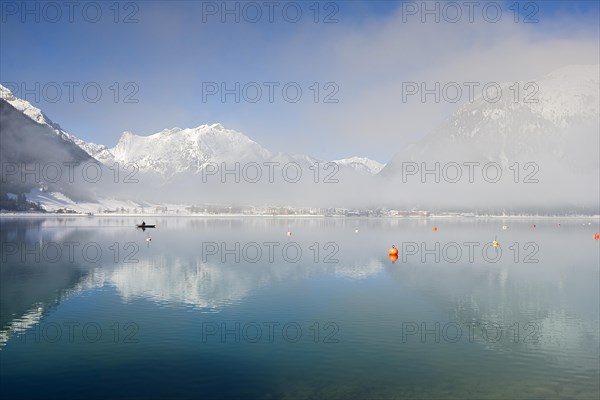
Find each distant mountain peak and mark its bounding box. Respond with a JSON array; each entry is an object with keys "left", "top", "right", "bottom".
[
  {"left": 381, "top": 63, "right": 600, "bottom": 176},
  {"left": 208, "top": 122, "right": 224, "bottom": 130},
  {"left": 107, "top": 123, "right": 272, "bottom": 177},
  {"left": 156, "top": 127, "right": 183, "bottom": 136},
  {"left": 333, "top": 156, "right": 385, "bottom": 175}
]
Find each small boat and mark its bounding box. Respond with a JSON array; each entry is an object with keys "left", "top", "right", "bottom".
[{"left": 136, "top": 224, "right": 156, "bottom": 231}]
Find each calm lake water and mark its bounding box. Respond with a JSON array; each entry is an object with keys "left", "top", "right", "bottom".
[{"left": 1, "top": 217, "right": 599, "bottom": 399}]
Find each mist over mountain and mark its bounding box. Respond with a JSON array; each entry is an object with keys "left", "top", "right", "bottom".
[
  {"left": 383, "top": 65, "right": 599, "bottom": 169},
  {"left": 0, "top": 86, "right": 154, "bottom": 204},
  {"left": 332, "top": 157, "right": 385, "bottom": 175},
  {"left": 0, "top": 84, "right": 382, "bottom": 209},
  {"left": 1, "top": 64, "right": 598, "bottom": 213},
  {"left": 0, "top": 98, "right": 94, "bottom": 200},
  {"left": 379, "top": 64, "right": 599, "bottom": 214}
]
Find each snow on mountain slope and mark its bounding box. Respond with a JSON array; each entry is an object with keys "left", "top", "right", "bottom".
[
  {"left": 24, "top": 188, "right": 143, "bottom": 213},
  {"left": 75, "top": 140, "right": 115, "bottom": 164},
  {"left": 106, "top": 125, "right": 385, "bottom": 178},
  {"left": 376, "top": 64, "right": 599, "bottom": 211},
  {"left": 333, "top": 157, "right": 385, "bottom": 175},
  {"left": 529, "top": 64, "right": 599, "bottom": 124},
  {"left": 109, "top": 123, "right": 272, "bottom": 177},
  {"left": 0, "top": 85, "right": 50, "bottom": 125},
  {"left": 0, "top": 84, "right": 111, "bottom": 161},
  {"left": 0, "top": 98, "right": 96, "bottom": 198},
  {"left": 1, "top": 84, "right": 76, "bottom": 143},
  {"left": 1, "top": 84, "right": 383, "bottom": 181}
]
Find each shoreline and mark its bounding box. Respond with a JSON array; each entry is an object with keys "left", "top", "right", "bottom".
[{"left": 1, "top": 213, "right": 599, "bottom": 219}]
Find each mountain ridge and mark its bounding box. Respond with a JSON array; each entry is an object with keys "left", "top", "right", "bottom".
[
  {"left": 1, "top": 64, "right": 598, "bottom": 211},
  {"left": 0, "top": 84, "right": 382, "bottom": 177}
]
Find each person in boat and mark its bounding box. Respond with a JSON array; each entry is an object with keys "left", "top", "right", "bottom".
[{"left": 141, "top": 221, "right": 146, "bottom": 227}]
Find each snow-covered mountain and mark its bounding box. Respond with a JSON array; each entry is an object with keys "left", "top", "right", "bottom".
[
  {"left": 0, "top": 96, "right": 94, "bottom": 198},
  {"left": 377, "top": 64, "right": 599, "bottom": 212},
  {"left": 381, "top": 64, "right": 600, "bottom": 174},
  {"left": 107, "top": 124, "right": 272, "bottom": 177},
  {"left": 0, "top": 84, "right": 107, "bottom": 158},
  {"left": 333, "top": 157, "right": 385, "bottom": 175},
  {"left": 0, "top": 85, "right": 50, "bottom": 125},
  {"left": 1, "top": 82, "right": 383, "bottom": 208},
  {"left": 2, "top": 64, "right": 598, "bottom": 212},
  {"left": 1, "top": 82, "right": 382, "bottom": 182},
  {"left": 87, "top": 125, "right": 384, "bottom": 178}
]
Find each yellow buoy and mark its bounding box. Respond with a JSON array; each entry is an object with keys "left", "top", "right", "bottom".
[{"left": 492, "top": 240, "right": 499, "bottom": 248}]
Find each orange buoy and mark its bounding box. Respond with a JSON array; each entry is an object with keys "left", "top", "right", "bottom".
[
  {"left": 389, "top": 254, "right": 398, "bottom": 263},
  {"left": 433, "top": 226, "right": 438, "bottom": 231},
  {"left": 594, "top": 233, "right": 599, "bottom": 240},
  {"left": 389, "top": 245, "right": 398, "bottom": 256}
]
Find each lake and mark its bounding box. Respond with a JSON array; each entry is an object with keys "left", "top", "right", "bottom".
[{"left": 1, "top": 216, "right": 599, "bottom": 399}]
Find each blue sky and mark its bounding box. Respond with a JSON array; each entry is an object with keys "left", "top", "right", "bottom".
[{"left": 1, "top": 0, "right": 599, "bottom": 162}]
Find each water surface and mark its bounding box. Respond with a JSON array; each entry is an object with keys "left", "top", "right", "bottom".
[{"left": 1, "top": 217, "right": 598, "bottom": 399}]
